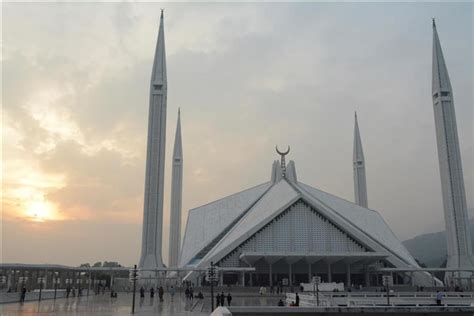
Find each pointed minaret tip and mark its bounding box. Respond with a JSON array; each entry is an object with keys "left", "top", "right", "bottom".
[
  {"left": 161, "top": 8, "right": 164, "bottom": 18},
  {"left": 432, "top": 18, "right": 436, "bottom": 28}
]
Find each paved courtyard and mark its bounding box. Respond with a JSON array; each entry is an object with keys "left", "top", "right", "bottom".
[
  {"left": 1, "top": 293, "right": 206, "bottom": 316},
  {"left": 0, "top": 292, "right": 283, "bottom": 315}
]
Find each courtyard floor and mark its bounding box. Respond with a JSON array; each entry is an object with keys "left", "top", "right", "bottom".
[{"left": 0, "top": 292, "right": 283, "bottom": 315}]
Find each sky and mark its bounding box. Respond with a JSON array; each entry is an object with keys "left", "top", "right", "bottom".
[{"left": 2, "top": 2, "right": 473, "bottom": 267}]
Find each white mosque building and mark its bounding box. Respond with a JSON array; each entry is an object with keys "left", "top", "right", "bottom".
[
  {"left": 179, "top": 149, "right": 437, "bottom": 287},
  {"left": 137, "top": 12, "right": 471, "bottom": 288}
]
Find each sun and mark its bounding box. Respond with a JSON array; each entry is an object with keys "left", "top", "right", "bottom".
[{"left": 25, "top": 200, "right": 56, "bottom": 222}]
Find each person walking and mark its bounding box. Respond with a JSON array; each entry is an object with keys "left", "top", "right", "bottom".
[
  {"left": 140, "top": 287, "right": 145, "bottom": 298},
  {"left": 436, "top": 291, "right": 444, "bottom": 306},
  {"left": 20, "top": 287, "right": 26, "bottom": 303},
  {"left": 170, "top": 286, "right": 176, "bottom": 300},
  {"left": 216, "top": 293, "right": 220, "bottom": 307},
  {"left": 158, "top": 286, "right": 164, "bottom": 302},
  {"left": 150, "top": 287, "right": 155, "bottom": 298},
  {"left": 295, "top": 292, "right": 300, "bottom": 306},
  {"left": 220, "top": 292, "right": 225, "bottom": 306},
  {"left": 226, "top": 293, "right": 232, "bottom": 306}
]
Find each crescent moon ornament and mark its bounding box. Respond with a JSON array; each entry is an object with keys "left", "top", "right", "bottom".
[{"left": 276, "top": 145, "right": 290, "bottom": 156}]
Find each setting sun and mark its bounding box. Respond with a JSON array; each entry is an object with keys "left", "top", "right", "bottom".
[{"left": 25, "top": 200, "right": 57, "bottom": 222}]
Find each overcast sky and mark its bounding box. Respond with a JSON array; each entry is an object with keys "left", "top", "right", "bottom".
[{"left": 2, "top": 2, "right": 472, "bottom": 267}]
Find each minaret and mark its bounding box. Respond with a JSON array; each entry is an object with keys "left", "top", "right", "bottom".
[
  {"left": 432, "top": 19, "right": 473, "bottom": 282},
  {"left": 353, "top": 112, "right": 368, "bottom": 208},
  {"left": 139, "top": 10, "right": 167, "bottom": 270},
  {"left": 168, "top": 109, "right": 183, "bottom": 268}
]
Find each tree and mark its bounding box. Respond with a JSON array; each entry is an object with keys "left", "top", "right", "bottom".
[
  {"left": 93, "top": 262, "right": 102, "bottom": 267},
  {"left": 79, "top": 263, "right": 91, "bottom": 268}
]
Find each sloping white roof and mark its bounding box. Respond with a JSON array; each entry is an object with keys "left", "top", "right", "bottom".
[
  {"left": 200, "top": 180, "right": 300, "bottom": 264},
  {"left": 179, "top": 182, "right": 272, "bottom": 266},
  {"left": 296, "top": 182, "right": 417, "bottom": 266}
]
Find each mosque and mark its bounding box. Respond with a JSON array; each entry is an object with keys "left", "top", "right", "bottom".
[{"left": 137, "top": 12, "right": 472, "bottom": 289}]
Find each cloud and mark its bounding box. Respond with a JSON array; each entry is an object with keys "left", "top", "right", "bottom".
[{"left": 2, "top": 2, "right": 472, "bottom": 266}]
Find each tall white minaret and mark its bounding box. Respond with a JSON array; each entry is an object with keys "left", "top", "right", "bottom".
[
  {"left": 139, "top": 10, "right": 167, "bottom": 270},
  {"left": 432, "top": 19, "right": 473, "bottom": 283},
  {"left": 353, "top": 112, "right": 368, "bottom": 208},
  {"left": 168, "top": 109, "right": 183, "bottom": 268}
]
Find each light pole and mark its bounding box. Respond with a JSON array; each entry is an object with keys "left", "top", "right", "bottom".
[
  {"left": 53, "top": 274, "right": 60, "bottom": 301},
  {"left": 129, "top": 265, "right": 140, "bottom": 314},
  {"left": 311, "top": 274, "right": 320, "bottom": 306},
  {"left": 37, "top": 277, "right": 45, "bottom": 302},
  {"left": 207, "top": 262, "right": 217, "bottom": 311},
  {"left": 382, "top": 275, "right": 392, "bottom": 306}
]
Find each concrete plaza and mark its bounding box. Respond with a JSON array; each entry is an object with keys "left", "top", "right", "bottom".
[
  {"left": 0, "top": 291, "right": 283, "bottom": 315},
  {"left": 1, "top": 293, "right": 206, "bottom": 316}
]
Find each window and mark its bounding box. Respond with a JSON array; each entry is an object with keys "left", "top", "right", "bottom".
[
  {"left": 154, "top": 84, "right": 163, "bottom": 90},
  {"left": 441, "top": 91, "right": 450, "bottom": 97}
]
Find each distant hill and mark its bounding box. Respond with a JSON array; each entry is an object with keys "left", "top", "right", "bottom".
[{"left": 403, "top": 217, "right": 474, "bottom": 267}]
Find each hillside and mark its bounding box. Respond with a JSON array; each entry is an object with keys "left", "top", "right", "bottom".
[{"left": 403, "top": 217, "right": 474, "bottom": 267}]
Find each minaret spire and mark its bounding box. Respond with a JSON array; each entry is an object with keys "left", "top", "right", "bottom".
[
  {"left": 353, "top": 112, "right": 368, "bottom": 208},
  {"left": 431, "top": 20, "right": 473, "bottom": 285},
  {"left": 169, "top": 109, "right": 183, "bottom": 268},
  {"left": 139, "top": 10, "right": 168, "bottom": 272}
]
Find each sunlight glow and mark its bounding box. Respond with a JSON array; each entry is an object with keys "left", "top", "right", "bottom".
[{"left": 24, "top": 200, "right": 58, "bottom": 222}]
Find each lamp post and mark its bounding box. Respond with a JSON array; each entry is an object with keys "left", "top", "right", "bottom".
[
  {"left": 37, "top": 277, "right": 46, "bottom": 302},
  {"left": 311, "top": 274, "right": 321, "bottom": 307},
  {"left": 129, "top": 265, "right": 140, "bottom": 314},
  {"left": 382, "top": 275, "right": 393, "bottom": 306},
  {"left": 53, "top": 274, "right": 60, "bottom": 301},
  {"left": 207, "top": 262, "right": 218, "bottom": 311}
]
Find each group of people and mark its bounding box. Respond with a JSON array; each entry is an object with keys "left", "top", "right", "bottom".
[
  {"left": 140, "top": 286, "right": 165, "bottom": 301},
  {"left": 269, "top": 284, "right": 284, "bottom": 294},
  {"left": 215, "top": 292, "right": 232, "bottom": 307},
  {"left": 65, "top": 286, "right": 84, "bottom": 298}
]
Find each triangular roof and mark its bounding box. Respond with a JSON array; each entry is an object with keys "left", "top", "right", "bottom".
[
  {"left": 296, "top": 182, "right": 417, "bottom": 266},
  {"left": 180, "top": 160, "right": 439, "bottom": 285},
  {"left": 200, "top": 180, "right": 300, "bottom": 264},
  {"left": 179, "top": 182, "right": 272, "bottom": 267}
]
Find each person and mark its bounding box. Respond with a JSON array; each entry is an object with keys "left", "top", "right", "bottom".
[
  {"left": 78, "top": 287, "right": 82, "bottom": 297},
  {"left": 278, "top": 299, "right": 285, "bottom": 306},
  {"left": 290, "top": 301, "right": 296, "bottom": 306},
  {"left": 158, "top": 286, "right": 164, "bottom": 302},
  {"left": 140, "top": 287, "right": 145, "bottom": 298},
  {"left": 185, "top": 287, "right": 190, "bottom": 299},
  {"left": 295, "top": 292, "right": 300, "bottom": 306},
  {"left": 436, "top": 291, "right": 444, "bottom": 306},
  {"left": 216, "top": 293, "right": 220, "bottom": 307},
  {"left": 197, "top": 291, "right": 204, "bottom": 299},
  {"left": 20, "top": 287, "right": 26, "bottom": 303},
  {"left": 220, "top": 291, "right": 225, "bottom": 306},
  {"left": 189, "top": 287, "right": 194, "bottom": 300},
  {"left": 66, "top": 286, "right": 71, "bottom": 298},
  {"left": 227, "top": 293, "right": 232, "bottom": 306},
  {"left": 170, "top": 286, "right": 176, "bottom": 300},
  {"left": 71, "top": 287, "right": 76, "bottom": 297},
  {"left": 150, "top": 287, "right": 155, "bottom": 298}
]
